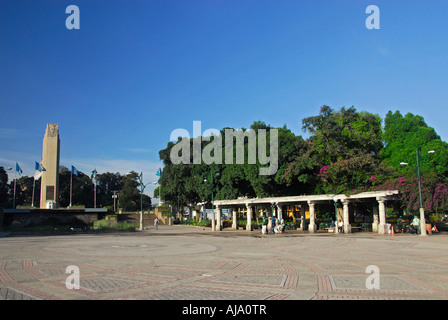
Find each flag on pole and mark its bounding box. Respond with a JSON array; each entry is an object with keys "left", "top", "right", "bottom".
[
  {"left": 91, "top": 169, "right": 97, "bottom": 180},
  {"left": 16, "top": 162, "right": 22, "bottom": 175},
  {"left": 33, "top": 171, "right": 43, "bottom": 180},
  {"left": 35, "top": 161, "right": 46, "bottom": 172},
  {"left": 71, "top": 166, "right": 79, "bottom": 176},
  {"left": 156, "top": 168, "right": 162, "bottom": 177}
]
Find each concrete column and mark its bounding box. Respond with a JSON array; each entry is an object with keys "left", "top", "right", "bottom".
[
  {"left": 246, "top": 204, "right": 252, "bottom": 231},
  {"left": 300, "top": 204, "right": 307, "bottom": 230},
  {"left": 277, "top": 203, "right": 283, "bottom": 220},
  {"left": 377, "top": 197, "right": 387, "bottom": 235},
  {"left": 342, "top": 200, "right": 351, "bottom": 234},
  {"left": 216, "top": 205, "right": 221, "bottom": 231},
  {"left": 372, "top": 205, "right": 379, "bottom": 233},
  {"left": 211, "top": 207, "right": 216, "bottom": 232},
  {"left": 419, "top": 207, "right": 427, "bottom": 236},
  {"left": 232, "top": 208, "right": 237, "bottom": 230},
  {"left": 308, "top": 201, "right": 317, "bottom": 233}
]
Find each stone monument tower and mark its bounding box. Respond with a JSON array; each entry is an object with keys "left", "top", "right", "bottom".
[{"left": 40, "top": 123, "right": 60, "bottom": 209}]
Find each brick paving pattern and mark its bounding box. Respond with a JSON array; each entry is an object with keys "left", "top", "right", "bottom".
[{"left": 1, "top": 225, "right": 448, "bottom": 300}]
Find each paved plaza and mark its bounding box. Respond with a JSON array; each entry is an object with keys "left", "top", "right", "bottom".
[{"left": 1, "top": 225, "right": 448, "bottom": 301}]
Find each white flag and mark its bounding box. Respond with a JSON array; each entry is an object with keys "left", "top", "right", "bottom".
[{"left": 33, "top": 170, "right": 43, "bottom": 180}]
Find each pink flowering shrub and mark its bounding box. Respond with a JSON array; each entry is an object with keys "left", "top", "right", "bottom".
[{"left": 318, "top": 159, "right": 448, "bottom": 213}]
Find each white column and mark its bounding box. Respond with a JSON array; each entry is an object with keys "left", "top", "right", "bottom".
[
  {"left": 211, "top": 207, "right": 216, "bottom": 232},
  {"left": 377, "top": 197, "right": 387, "bottom": 235},
  {"left": 216, "top": 205, "right": 221, "bottom": 231},
  {"left": 232, "top": 208, "right": 237, "bottom": 230},
  {"left": 300, "top": 204, "right": 307, "bottom": 230},
  {"left": 419, "top": 207, "right": 427, "bottom": 237},
  {"left": 372, "top": 205, "right": 379, "bottom": 233},
  {"left": 246, "top": 204, "right": 252, "bottom": 231},
  {"left": 277, "top": 203, "right": 283, "bottom": 220},
  {"left": 308, "top": 201, "right": 317, "bottom": 233},
  {"left": 343, "top": 200, "right": 351, "bottom": 234}
]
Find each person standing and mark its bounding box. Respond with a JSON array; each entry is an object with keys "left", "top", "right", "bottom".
[
  {"left": 270, "top": 217, "right": 276, "bottom": 234},
  {"left": 154, "top": 217, "right": 159, "bottom": 231},
  {"left": 267, "top": 217, "right": 272, "bottom": 234},
  {"left": 411, "top": 216, "right": 420, "bottom": 234}
]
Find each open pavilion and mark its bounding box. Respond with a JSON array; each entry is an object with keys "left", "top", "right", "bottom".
[{"left": 211, "top": 190, "right": 399, "bottom": 235}]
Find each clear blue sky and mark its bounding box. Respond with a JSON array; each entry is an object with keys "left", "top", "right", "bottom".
[{"left": 1, "top": 0, "right": 447, "bottom": 198}]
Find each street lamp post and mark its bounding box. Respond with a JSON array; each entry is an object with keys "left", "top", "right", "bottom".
[
  {"left": 401, "top": 149, "right": 435, "bottom": 236},
  {"left": 112, "top": 190, "right": 119, "bottom": 213}
]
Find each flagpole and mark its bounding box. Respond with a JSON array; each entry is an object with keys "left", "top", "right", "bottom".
[
  {"left": 13, "top": 170, "right": 16, "bottom": 209},
  {"left": 70, "top": 169, "right": 73, "bottom": 207},
  {"left": 32, "top": 177, "right": 36, "bottom": 208},
  {"left": 92, "top": 169, "right": 97, "bottom": 208},
  {"left": 94, "top": 174, "right": 96, "bottom": 208}
]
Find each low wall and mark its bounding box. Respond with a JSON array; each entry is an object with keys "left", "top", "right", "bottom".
[
  {"left": 117, "top": 213, "right": 154, "bottom": 225},
  {"left": 2, "top": 208, "right": 109, "bottom": 228}
]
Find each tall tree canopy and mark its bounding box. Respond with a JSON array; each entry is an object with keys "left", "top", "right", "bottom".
[
  {"left": 156, "top": 106, "right": 448, "bottom": 214},
  {"left": 381, "top": 110, "right": 448, "bottom": 179},
  {"left": 287, "top": 106, "right": 384, "bottom": 194},
  {"left": 158, "top": 122, "right": 307, "bottom": 208}
]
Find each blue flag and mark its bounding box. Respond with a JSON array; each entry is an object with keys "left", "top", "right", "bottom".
[
  {"left": 35, "top": 161, "right": 46, "bottom": 172},
  {"left": 91, "top": 169, "right": 97, "bottom": 179},
  {"left": 71, "top": 166, "right": 79, "bottom": 176},
  {"left": 156, "top": 168, "right": 162, "bottom": 177},
  {"left": 16, "top": 162, "right": 22, "bottom": 175}
]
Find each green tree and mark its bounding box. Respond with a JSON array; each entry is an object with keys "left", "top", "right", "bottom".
[
  {"left": 119, "top": 171, "right": 141, "bottom": 211},
  {"left": 9, "top": 175, "right": 37, "bottom": 207},
  {"left": 290, "top": 106, "right": 383, "bottom": 194},
  {"left": 158, "top": 121, "right": 307, "bottom": 207},
  {"left": 0, "top": 167, "right": 9, "bottom": 208},
  {"left": 59, "top": 167, "right": 94, "bottom": 207},
  {"left": 96, "top": 172, "right": 123, "bottom": 208},
  {"left": 302, "top": 105, "right": 383, "bottom": 163},
  {"left": 381, "top": 110, "right": 448, "bottom": 179}
]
